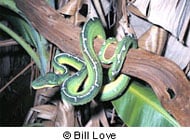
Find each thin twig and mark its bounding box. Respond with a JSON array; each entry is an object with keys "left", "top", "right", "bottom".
[
  {"left": 0, "top": 61, "right": 34, "bottom": 93},
  {"left": 110, "top": 108, "right": 116, "bottom": 124},
  {"left": 0, "top": 39, "right": 18, "bottom": 47}
]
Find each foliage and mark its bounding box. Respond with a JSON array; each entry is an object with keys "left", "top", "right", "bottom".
[
  {"left": 0, "top": 0, "right": 49, "bottom": 75},
  {"left": 112, "top": 82, "right": 179, "bottom": 126}
]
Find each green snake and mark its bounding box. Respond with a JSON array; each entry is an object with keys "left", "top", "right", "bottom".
[
  {"left": 60, "top": 18, "right": 106, "bottom": 105},
  {"left": 32, "top": 18, "right": 137, "bottom": 105},
  {"left": 31, "top": 53, "right": 85, "bottom": 89},
  {"left": 98, "top": 35, "right": 137, "bottom": 101}
]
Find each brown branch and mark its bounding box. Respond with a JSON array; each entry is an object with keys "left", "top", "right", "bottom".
[
  {"left": 15, "top": 0, "right": 190, "bottom": 126},
  {"left": 16, "top": 0, "right": 81, "bottom": 56},
  {"left": 124, "top": 49, "right": 190, "bottom": 126}
]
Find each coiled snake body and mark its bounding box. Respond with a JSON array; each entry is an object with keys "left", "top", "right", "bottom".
[{"left": 32, "top": 18, "right": 137, "bottom": 105}]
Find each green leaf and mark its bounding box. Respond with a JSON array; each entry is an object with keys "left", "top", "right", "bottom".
[
  {"left": 0, "top": 1, "right": 49, "bottom": 75},
  {"left": 0, "top": 0, "right": 21, "bottom": 14},
  {"left": 112, "top": 81, "right": 180, "bottom": 127},
  {"left": 0, "top": 22, "right": 41, "bottom": 70},
  {"left": 13, "top": 18, "right": 49, "bottom": 75}
]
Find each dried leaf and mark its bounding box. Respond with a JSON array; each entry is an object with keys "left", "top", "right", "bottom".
[
  {"left": 130, "top": 13, "right": 151, "bottom": 38},
  {"left": 85, "top": 109, "right": 109, "bottom": 127},
  {"left": 129, "top": 12, "right": 190, "bottom": 71},
  {"left": 100, "top": 0, "right": 112, "bottom": 16},
  {"left": 138, "top": 25, "right": 168, "bottom": 55},
  {"left": 165, "top": 35, "right": 190, "bottom": 70},
  {"left": 99, "top": 109, "right": 110, "bottom": 127},
  {"left": 132, "top": 0, "right": 190, "bottom": 47},
  {"left": 87, "top": 0, "right": 99, "bottom": 20},
  {"left": 55, "top": 100, "right": 75, "bottom": 126},
  {"left": 34, "top": 87, "right": 59, "bottom": 106},
  {"left": 32, "top": 104, "right": 56, "bottom": 120},
  {"left": 58, "top": 0, "right": 81, "bottom": 16},
  {"left": 91, "top": 0, "right": 107, "bottom": 27},
  {"left": 58, "top": 0, "right": 86, "bottom": 25},
  {"left": 57, "top": 0, "right": 69, "bottom": 9},
  {"left": 43, "top": 120, "right": 55, "bottom": 127},
  {"left": 116, "top": 16, "right": 136, "bottom": 41},
  {"left": 116, "top": 0, "right": 139, "bottom": 40},
  {"left": 85, "top": 117, "right": 100, "bottom": 127},
  {"left": 69, "top": 14, "right": 86, "bottom": 25},
  {"left": 24, "top": 103, "right": 57, "bottom": 125}
]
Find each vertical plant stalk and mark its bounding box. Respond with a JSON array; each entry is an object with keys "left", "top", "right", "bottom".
[{"left": 0, "top": 22, "right": 41, "bottom": 70}]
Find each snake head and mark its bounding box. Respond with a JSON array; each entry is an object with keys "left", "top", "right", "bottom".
[{"left": 31, "top": 72, "right": 65, "bottom": 89}]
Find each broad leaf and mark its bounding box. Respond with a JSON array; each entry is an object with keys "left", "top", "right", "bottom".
[{"left": 112, "top": 81, "right": 180, "bottom": 127}]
